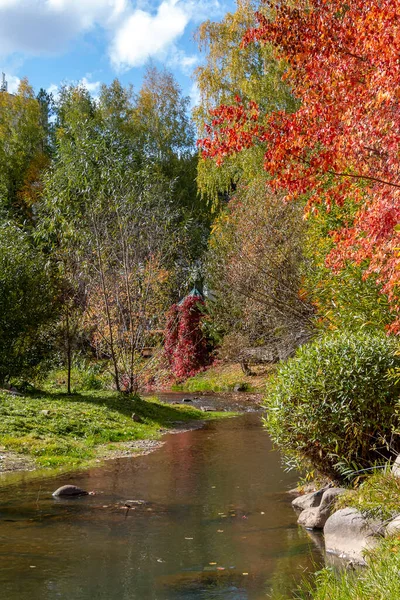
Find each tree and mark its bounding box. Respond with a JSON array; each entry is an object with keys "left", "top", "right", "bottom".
[
  {"left": 206, "top": 176, "right": 313, "bottom": 359},
  {"left": 0, "top": 78, "right": 48, "bottom": 221},
  {"left": 199, "top": 0, "right": 400, "bottom": 330},
  {"left": 164, "top": 294, "right": 211, "bottom": 380},
  {"left": 0, "top": 222, "right": 60, "bottom": 384},
  {"left": 194, "top": 0, "right": 297, "bottom": 203},
  {"left": 41, "top": 85, "right": 178, "bottom": 392}
]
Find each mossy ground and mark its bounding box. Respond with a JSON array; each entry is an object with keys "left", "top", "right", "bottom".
[
  {"left": 0, "top": 390, "right": 229, "bottom": 469},
  {"left": 172, "top": 362, "right": 269, "bottom": 393}
]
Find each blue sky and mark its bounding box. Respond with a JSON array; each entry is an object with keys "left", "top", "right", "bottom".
[{"left": 0, "top": 0, "right": 236, "bottom": 105}]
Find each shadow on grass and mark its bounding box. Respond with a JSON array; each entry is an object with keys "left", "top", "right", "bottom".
[{"left": 26, "top": 390, "right": 207, "bottom": 428}]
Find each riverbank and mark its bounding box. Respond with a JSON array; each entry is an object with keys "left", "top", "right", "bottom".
[
  {"left": 0, "top": 390, "right": 230, "bottom": 474},
  {"left": 172, "top": 362, "right": 269, "bottom": 393}
]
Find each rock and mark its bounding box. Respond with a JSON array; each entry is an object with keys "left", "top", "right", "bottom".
[
  {"left": 40, "top": 410, "right": 50, "bottom": 416},
  {"left": 182, "top": 398, "right": 192, "bottom": 403},
  {"left": 392, "top": 455, "right": 400, "bottom": 478},
  {"left": 292, "top": 489, "right": 325, "bottom": 511},
  {"left": 125, "top": 499, "right": 146, "bottom": 507},
  {"left": 201, "top": 407, "right": 217, "bottom": 412},
  {"left": 319, "top": 487, "right": 347, "bottom": 510},
  {"left": 52, "top": 485, "right": 89, "bottom": 498},
  {"left": 9, "top": 387, "right": 22, "bottom": 396},
  {"left": 298, "top": 506, "right": 329, "bottom": 529},
  {"left": 296, "top": 487, "right": 347, "bottom": 530},
  {"left": 131, "top": 413, "right": 144, "bottom": 423},
  {"left": 386, "top": 514, "right": 400, "bottom": 536},
  {"left": 323, "top": 508, "right": 382, "bottom": 564},
  {"left": 233, "top": 383, "right": 247, "bottom": 392}
]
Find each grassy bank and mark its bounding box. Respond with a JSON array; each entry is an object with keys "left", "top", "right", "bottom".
[
  {"left": 0, "top": 390, "right": 228, "bottom": 469},
  {"left": 335, "top": 470, "right": 400, "bottom": 520},
  {"left": 300, "top": 537, "right": 400, "bottom": 600},
  {"left": 172, "top": 362, "right": 268, "bottom": 393}
]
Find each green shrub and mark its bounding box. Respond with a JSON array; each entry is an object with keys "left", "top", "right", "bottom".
[{"left": 264, "top": 332, "right": 400, "bottom": 481}]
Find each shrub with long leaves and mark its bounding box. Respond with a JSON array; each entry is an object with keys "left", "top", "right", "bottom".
[{"left": 264, "top": 332, "right": 400, "bottom": 481}]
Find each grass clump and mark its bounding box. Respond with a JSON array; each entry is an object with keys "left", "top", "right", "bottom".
[
  {"left": 336, "top": 470, "right": 400, "bottom": 521},
  {"left": 264, "top": 332, "right": 400, "bottom": 481},
  {"left": 0, "top": 390, "right": 227, "bottom": 468},
  {"left": 299, "top": 538, "right": 400, "bottom": 600}
]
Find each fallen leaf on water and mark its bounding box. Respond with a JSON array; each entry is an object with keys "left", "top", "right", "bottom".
[
  {"left": 242, "top": 572, "right": 249, "bottom": 576},
  {"left": 261, "top": 512, "right": 265, "bottom": 515},
  {"left": 217, "top": 567, "right": 225, "bottom": 571},
  {"left": 185, "top": 537, "right": 193, "bottom": 540},
  {"left": 217, "top": 529, "right": 224, "bottom": 533},
  {"left": 209, "top": 562, "right": 217, "bottom": 565}
]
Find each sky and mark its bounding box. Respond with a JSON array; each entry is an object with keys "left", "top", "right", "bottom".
[{"left": 0, "top": 0, "right": 236, "bottom": 105}]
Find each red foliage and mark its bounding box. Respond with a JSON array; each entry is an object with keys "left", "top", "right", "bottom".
[
  {"left": 198, "top": 0, "right": 400, "bottom": 330},
  {"left": 164, "top": 296, "right": 211, "bottom": 380}
]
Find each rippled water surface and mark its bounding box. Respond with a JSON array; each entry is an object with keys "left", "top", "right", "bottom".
[{"left": 0, "top": 400, "right": 322, "bottom": 599}]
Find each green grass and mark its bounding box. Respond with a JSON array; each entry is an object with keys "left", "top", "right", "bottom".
[
  {"left": 298, "top": 538, "right": 400, "bottom": 600},
  {"left": 336, "top": 470, "right": 400, "bottom": 521},
  {"left": 172, "top": 362, "right": 267, "bottom": 393},
  {"left": 0, "top": 390, "right": 229, "bottom": 468}
]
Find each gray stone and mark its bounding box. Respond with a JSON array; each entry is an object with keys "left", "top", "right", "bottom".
[
  {"left": 296, "top": 488, "right": 347, "bottom": 530},
  {"left": 386, "top": 515, "right": 400, "bottom": 536},
  {"left": 233, "top": 383, "right": 247, "bottom": 392},
  {"left": 52, "top": 485, "right": 88, "bottom": 498},
  {"left": 319, "top": 487, "right": 347, "bottom": 510},
  {"left": 298, "top": 506, "right": 329, "bottom": 529},
  {"left": 131, "top": 413, "right": 144, "bottom": 423},
  {"left": 392, "top": 455, "right": 400, "bottom": 478},
  {"left": 323, "top": 508, "right": 382, "bottom": 564},
  {"left": 292, "top": 489, "right": 325, "bottom": 511}
]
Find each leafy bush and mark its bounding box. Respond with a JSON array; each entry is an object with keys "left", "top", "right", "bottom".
[
  {"left": 264, "top": 332, "right": 400, "bottom": 481},
  {"left": 0, "top": 223, "right": 61, "bottom": 384}
]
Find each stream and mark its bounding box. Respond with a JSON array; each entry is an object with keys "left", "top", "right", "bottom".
[{"left": 0, "top": 395, "right": 323, "bottom": 599}]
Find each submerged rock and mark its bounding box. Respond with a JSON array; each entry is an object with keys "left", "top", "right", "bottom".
[{"left": 52, "top": 485, "right": 89, "bottom": 498}]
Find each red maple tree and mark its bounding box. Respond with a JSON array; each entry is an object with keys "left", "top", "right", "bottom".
[
  {"left": 164, "top": 295, "right": 211, "bottom": 380},
  {"left": 198, "top": 0, "right": 400, "bottom": 330}
]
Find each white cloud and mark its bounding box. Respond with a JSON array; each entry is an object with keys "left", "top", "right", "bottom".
[
  {"left": 110, "top": 0, "right": 189, "bottom": 70},
  {"left": 0, "top": 0, "right": 126, "bottom": 57},
  {"left": 80, "top": 77, "right": 101, "bottom": 95},
  {"left": 0, "top": 0, "right": 230, "bottom": 77},
  {"left": 3, "top": 72, "right": 20, "bottom": 93},
  {"left": 189, "top": 81, "right": 200, "bottom": 109}
]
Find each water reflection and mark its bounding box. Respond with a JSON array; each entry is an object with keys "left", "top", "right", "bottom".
[{"left": 0, "top": 412, "right": 322, "bottom": 599}]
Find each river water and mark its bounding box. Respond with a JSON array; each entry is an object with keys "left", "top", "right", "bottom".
[{"left": 0, "top": 397, "right": 323, "bottom": 600}]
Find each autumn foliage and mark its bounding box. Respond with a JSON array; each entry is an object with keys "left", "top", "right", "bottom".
[
  {"left": 165, "top": 295, "right": 211, "bottom": 380},
  {"left": 198, "top": 0, "right": 400, "bottom": 330}
]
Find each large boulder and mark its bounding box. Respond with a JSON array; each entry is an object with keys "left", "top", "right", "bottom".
[
  {"left": 292, "top": 488, "right": 325, "bottom": 511},
  {"left": 296, "top": 487, "right": 346, "bottom": 530},
  {"left": 392, "top": 456, "right": 400, "bottom": 478},
  {"left": 385, "top": 515, "right": 400, "bottom": 536},
  {"left": 52, "top": 485, "right": 88, "bottom": 498},
  {"left": 324, "top": 508, "right": 382, "bottom": 564}
]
